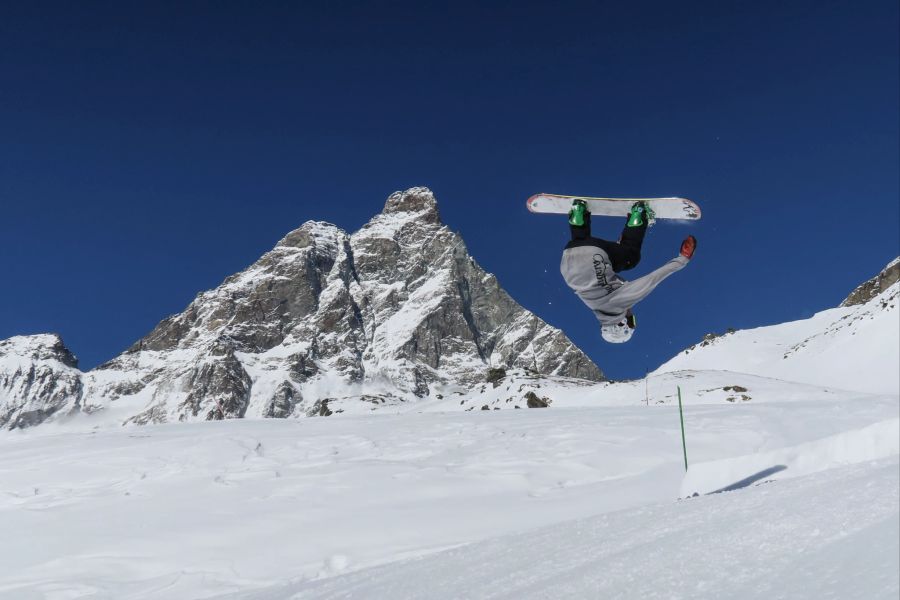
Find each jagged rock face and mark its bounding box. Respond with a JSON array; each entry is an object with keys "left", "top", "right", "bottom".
[
  {"left": 265, "top": 381, "right": 299, "bottom": 418},
  {"left": 841, "top": 258, "right": 900, "bottom": 307},
  {"left": 341, "top": 189, "right": 602, "bottom": 394},
  {"left": 0, "top": 335, "right": 83, "bottom": 429},
  {"left": 1, "top": 187, "right": 603, "bottom": 428},
  {"left": 131, "top": 222, "right": 344, "bottom": 354}
]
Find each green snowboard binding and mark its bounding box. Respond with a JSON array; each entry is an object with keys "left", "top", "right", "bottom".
[
  {"left": 568, "top": 199, "right": 588, "bottom": 227},
  {"left": 627, "top": 201, "right": 656, "bottom": 228}
]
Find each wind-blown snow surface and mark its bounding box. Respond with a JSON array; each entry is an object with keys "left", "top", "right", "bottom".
[
  {"left": 1, "top": 376, "right": 897, "bottom": 599},
  {"left": 243, "top": 458, "right": 900, "bottom": 600}
]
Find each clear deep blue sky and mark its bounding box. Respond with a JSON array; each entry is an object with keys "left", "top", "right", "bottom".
[{"left": 1, "top": 1, "right": 897, "bottom": 379}]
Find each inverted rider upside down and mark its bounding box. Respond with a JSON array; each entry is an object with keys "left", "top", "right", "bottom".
[{"left": 560, "top": 200, "right": 697, "bottom": 343}]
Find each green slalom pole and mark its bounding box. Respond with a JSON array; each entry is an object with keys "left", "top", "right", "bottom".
[{"left": 677, "top": 386, "right": 688, "bottom": 472}]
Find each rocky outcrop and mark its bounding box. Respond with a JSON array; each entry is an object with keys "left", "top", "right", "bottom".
[
  {"left": 265, "top": 381, "right": 299, "bottom": 419},
  {"left": 181, "top": 339, "right": 253, "bottom": 421},
  {"left": 525, "top": 391, "right": 550, "bottom": 408},
  {"left": 841, "top": 258, "right": 900, "bottom": 307},
  {"left": 1, "top": 187, "right": 603, "bottom": 428}
]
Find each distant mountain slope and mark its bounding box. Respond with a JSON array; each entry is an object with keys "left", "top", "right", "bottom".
[
  {"left": 0, "top": 188, "right": 601, "bottom": 429},
  {"left": 656, "top": 258, "right": 900, "bottom": 395}
]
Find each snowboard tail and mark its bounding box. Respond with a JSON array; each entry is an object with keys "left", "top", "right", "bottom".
[{"left": 527, "top": 193, "right": 701, "bottom": 221}]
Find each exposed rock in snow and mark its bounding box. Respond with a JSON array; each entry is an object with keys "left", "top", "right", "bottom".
[{"left": 841, "top": 257, "right": 900, "bottom": 307}]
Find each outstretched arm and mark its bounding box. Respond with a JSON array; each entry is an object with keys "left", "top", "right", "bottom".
[{"left": 603, "top": 255, "right": 690, "bottom": 313}]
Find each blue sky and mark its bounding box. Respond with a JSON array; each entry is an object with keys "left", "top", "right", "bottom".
[{"left": 1, "top": 1, "right": 897, "bottom": 379}]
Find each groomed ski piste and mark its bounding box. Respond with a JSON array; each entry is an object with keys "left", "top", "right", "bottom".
[{"left": 1, "top": 282, "right": 898, "bottom": 599}]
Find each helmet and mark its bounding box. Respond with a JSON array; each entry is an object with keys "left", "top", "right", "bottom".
[{"left": 601, "top": 311, "right": 636, "bottom": 344}]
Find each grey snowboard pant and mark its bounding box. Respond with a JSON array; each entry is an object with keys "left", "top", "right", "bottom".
[
  {"left": 592, "top": 255, "right": 689, "bottom": 321},
  {"left": 560, "top": 244, "right": 689, "bottom": 325}
]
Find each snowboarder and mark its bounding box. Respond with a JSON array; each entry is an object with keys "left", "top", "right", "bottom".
[{"left": 560, "top": 200, "right": 696, "bottom": 343}]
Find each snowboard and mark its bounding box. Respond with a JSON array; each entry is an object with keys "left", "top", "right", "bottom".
[{"left": 527, "top": 193, "right": 702, "bottom": 221}]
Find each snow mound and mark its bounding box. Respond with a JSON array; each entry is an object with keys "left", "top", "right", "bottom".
[{"left": 681, "top": 418, "right": 900, "bottom": 496}]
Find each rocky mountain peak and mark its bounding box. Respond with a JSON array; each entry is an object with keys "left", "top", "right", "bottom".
[
  {"left": 0, "top": 334, "right": 79, "bottom": 369},
  {"left": 276, "top": 220, "right": 346, "bottom": 250},
  {"left": 841, "top": 257, "right": 900, "bottom": 307},
  {"left": 0, "top": 188, "right": 602, "bottom": 429},
  {"left": 0, "top": 334, "right": 83, "bottom": 429},
  {"left": 382, "top": 187, "right": 441, "bottom": 224}
]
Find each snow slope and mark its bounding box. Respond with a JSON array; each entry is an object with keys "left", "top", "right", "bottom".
[
  {"left": 1, "top": 385, "right": 896, "bottom": 599},
  {"left": 246, "top": 458, "right": 899, "bottom": 600},
  {"left": 656, "top": 280, "right": 900, "bottom": 395}
]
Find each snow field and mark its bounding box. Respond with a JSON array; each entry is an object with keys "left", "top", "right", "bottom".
[
  {"left": 265, "top": 457, "right": 899, "bottom": 600},
  {"left": 1, "top": 384, "right": 897, "bottom": 599}
]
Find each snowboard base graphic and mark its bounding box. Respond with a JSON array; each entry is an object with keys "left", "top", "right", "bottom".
[{"left": 527, "top": 193, "right": 702, "bottom": 221}]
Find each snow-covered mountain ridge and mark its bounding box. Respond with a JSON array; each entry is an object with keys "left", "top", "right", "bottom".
[
  {"left": 0, "top": 334, "right": 83, "bottom": 429},
  {"left": 0, "top": 188, "right": 601, "bottom": 430}
]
